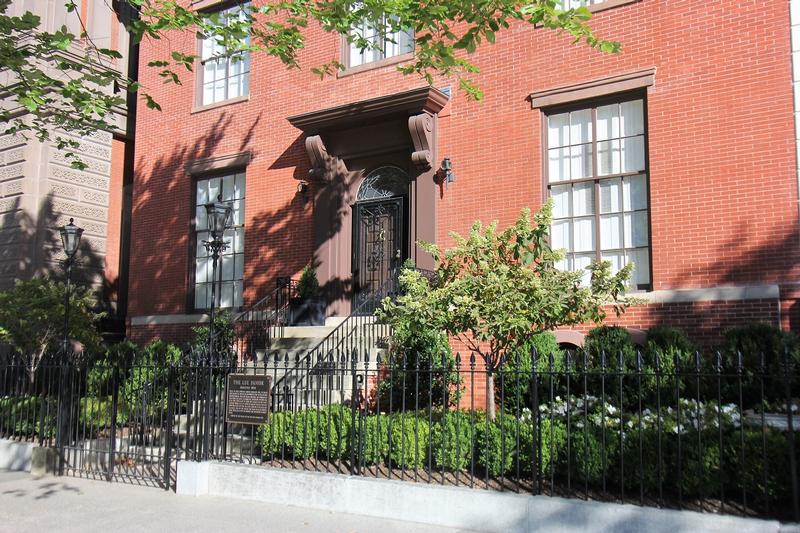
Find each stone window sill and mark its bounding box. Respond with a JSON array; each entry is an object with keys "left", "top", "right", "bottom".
[
  {"left": 191, "top": 95, "right": 250, "bottom": 115},
  {"left": 338, "top": 52, "right": 414, "bottom": 78},
  {"left": 587, "top": 0, "right": 640, "bottom": 12}
]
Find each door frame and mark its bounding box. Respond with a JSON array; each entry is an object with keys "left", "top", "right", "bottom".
[{"left": 351, "top": 195, "right": 408, "bottom": 310}]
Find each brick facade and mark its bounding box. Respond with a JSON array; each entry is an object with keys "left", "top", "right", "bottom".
[{"left": 129, "top": 0, "right": 800, "bottom": 348}]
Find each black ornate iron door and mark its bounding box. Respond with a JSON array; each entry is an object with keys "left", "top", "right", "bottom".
[{"left": 353, "top": 197, "right": 405, "bottom": 309}]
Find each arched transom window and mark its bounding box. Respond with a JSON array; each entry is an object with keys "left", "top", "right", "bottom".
[{"left": 356, "top": 166, "right": 408, "bottom": 201}]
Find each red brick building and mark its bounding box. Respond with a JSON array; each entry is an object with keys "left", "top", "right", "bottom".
[{"left": 127, "top": 0, "right": 800, "bottom": 348}]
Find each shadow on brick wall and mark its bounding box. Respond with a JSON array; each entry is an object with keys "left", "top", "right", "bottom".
[{"left": 0, "top": 192, "right": 112, "bottom": 329}]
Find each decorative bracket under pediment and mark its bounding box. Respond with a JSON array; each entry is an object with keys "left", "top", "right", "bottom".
[
  {"left": 305, "top": 135, "right": 348, "bottom": 183},
  {"left": 408, "top": 113, "right": 434, "bottom": 171}
]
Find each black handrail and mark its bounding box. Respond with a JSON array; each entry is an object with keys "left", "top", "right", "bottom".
[
  {"left": 270, "top": 269, "right": 401, "bottom": 409},
  {"left": 231, "top": 278, "right": 297, "bottom": 361}
]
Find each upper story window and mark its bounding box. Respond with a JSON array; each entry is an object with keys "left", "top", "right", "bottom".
[
  {"left": 194, "top": 172, "right": 245, "bottom": 309},
  {"left": 545, "top": 94, "right": 651, "bottom": 290},
  {"left": 560, "top": 0, "right": 609, "bottom": 7},
  {"left": 346, "top": 10, "right": 413, "bottom": 68},
  {"left": 200, "top": 4, "right": 250, "bottom": 106}
]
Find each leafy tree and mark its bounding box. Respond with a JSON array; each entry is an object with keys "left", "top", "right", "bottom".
[
  {"left": 0, "top": 278, "right": 102, "bottom": 382},
  {"left": 1, "top": 0, "right": 620, "bottom": 168},
  {"left": 378, "top": 201, "right": 637, "bottom": 419},
  {"left": 190, "top": 309, "right": 235, "bottom": 358}
]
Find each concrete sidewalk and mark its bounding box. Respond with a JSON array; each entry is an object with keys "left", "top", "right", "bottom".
[{"left": 0, "top": 471, "right": 476, "bottom": 533}]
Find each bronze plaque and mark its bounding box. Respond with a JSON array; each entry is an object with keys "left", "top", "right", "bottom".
[{"left": 225, "top": 374, "right": 271, "bottom": 425}]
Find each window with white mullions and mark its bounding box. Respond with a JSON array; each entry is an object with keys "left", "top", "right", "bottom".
[
  {"left": 546, "top": 96, "right": 650, "bottom": 289},
  {"left": 194, "top": 173, "right": 246, "bottom": 309},
  {"left": 347, "top": 7, "right": 413, "bottom": 68},
  {"left": 560, "top": 0, "right": 609, "bottom": 8},
  {"left": 200, "top": 4, "right": 250, "bottom": 106}
]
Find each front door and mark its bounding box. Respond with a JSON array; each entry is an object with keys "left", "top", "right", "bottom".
[{"left": 352, "top": 197, "right": 405, "bottom": 310}]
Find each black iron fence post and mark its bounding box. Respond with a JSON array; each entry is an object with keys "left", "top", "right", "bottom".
[
  {"left": 530, "top": 346, "right": 540, "bottom": 495},
  {"left": 164, "top": 364, "right": 176, "bottom": 489},
  {"left": 203, "top": 361, "right": 212, "bottom": 461},
  {"left": 107, "top": 364, "right": 119, "bottom": 481},
  {"left": 784, "top": 347, "right": 799, "bottom": 522},
  {"left": 350, "top": 348, "right": 358, "bottom": 476},
  {"left": 55, "top": 361, "right": 70, "bottom": 476}
]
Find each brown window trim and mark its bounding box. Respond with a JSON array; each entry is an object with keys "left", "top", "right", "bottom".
[
  {"left": 189, "top": 0, "right": 238, "bottom": 13},
  {"left": 185, "top": 151, "right": 252, "bottom": 176},
  {"left": 540, "top": 89, "right": 653, "bottom": 291},
  {"left": 530, "top": 68, "right": 655, "bottom": 109}
]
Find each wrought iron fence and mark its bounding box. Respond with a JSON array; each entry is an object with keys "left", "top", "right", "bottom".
[{"left": 0, "top": 346, "right": 797, "bottom": 521}]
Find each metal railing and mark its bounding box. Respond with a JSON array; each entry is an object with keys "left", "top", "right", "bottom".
[
  {"left": 268, "top": 269, "right": 400, "bottom": 411},
  {"left": 231, "top": 277, "right": 296, "bottom": 361}
]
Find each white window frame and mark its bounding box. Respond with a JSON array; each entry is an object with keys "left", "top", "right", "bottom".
[
  {"left": 193, "top": 172, "right": 246, "bottom": 310},
  {"left": 345, "top": 9, "right": 413, "bottom": 69},
  {"left": 199, "top": 4, "right": 250, "bottom": 106},
  {"left": 544, "top": 93, "right": 651, "bottom": 290}
]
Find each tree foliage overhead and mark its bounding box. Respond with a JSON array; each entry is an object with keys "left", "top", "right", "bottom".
[{"left": 1, "top": 0, "right": 619, "bottom": 167}]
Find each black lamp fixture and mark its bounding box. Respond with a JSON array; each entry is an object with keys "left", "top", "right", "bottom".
[
  {"left": 436, "top": 157, "right": 455, "bottom": 188},
  {"left": 296, "top": 180, "right": 309, "bottom": 203},
  {"left": 59, "top": 218, "right": 83, "bottom": 259},
  {"left": 202, "top": 194, "right": 233, "bottom": 361},
  {"left": 58, "top": 218, "right": 83, "bottom": 355},
  {"left": 204, "top": 195, "right": 233, "bottom": 240}
]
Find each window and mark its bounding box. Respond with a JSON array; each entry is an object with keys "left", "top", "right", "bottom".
[
  {"left": 346, "top": 11, "right": 413, "bottom": 68},
  {"left": 545, "top": 95, "right": 650, "bottom": 290},
  {"left": 194, "top": 172, "right": 245, "bottom": 309},
  {"left": 560, "top": 0, "right": 608, "bottom": 7},
  {"left": 199, "top": 4, "right": 250, "bottom": 106}
]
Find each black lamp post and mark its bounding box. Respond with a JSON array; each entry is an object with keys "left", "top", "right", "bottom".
[
  {"left": 59, "top": 218, "right": 83, "bottom": 355},
  {"left": 203, "top": 195, "right": 232, "bottom": 358}
]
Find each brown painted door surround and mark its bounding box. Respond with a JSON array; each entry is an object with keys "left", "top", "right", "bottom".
[{"left": 287, "top": 87, "right": 449, "bottom": 315}]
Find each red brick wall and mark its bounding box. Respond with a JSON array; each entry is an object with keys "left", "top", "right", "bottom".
[
  {"left": 129, "top": 0, "right": 799, "bottom": 342},
  {"left": 571, "top": 298, "right": 781, "bottom": 348},
  {"left": 128, "top": 323, "right": 196, "bottom": 347},
  {"left": 106, "top": 137, "right": 126, "bottom": 308}
]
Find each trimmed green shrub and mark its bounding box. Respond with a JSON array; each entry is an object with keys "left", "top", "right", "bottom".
[
  {"left": 0, "top": 395, "right": 57, "bottom": 437},
  {"left": 86, "top": 341, "right": 138, "bottom": 396},
  {"left": 296, "top": 264, "right": 320, "bottom": 300},
  {"left": 317, "top": 404, "right": 353, "bottom": 460},
  {"left": 728, "top": 426, "right": 796, "bottom": 502},
  {"left": 387, "top": 412, "right": 430, "bottom": 469},
  {"left": 431, "top": 411, "right": 478, "bottom": 471},
  {"left": 77, "top": 395, "right": 129, "bottom": 428},
  {"left": 190, "top": 310, "right": 235, "bottom": 358},
  {"left": 498, "top": 332, "right": 564, "bottom": 413},
  {"left": 120, "top": 340, "right": 182, "bottom": 415},
  {"left": 475, "top": 412, "right": 534, "bottom": 477},
  {"left": 720, "top": 324, "right": 798, "bottom": 406},
  {"left": 361, "top": 413, "right": 390, "bottom": 465},
  {"left": 642, "top": 326, "right": 696, "bottom": 404}
]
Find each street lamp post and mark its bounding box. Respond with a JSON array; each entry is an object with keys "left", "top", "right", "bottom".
[
  {"left": 56, "top": 218, "right": 82, "bottom": 474},
  {"left": 203, "top": 195, "right": 232, "bottom": 359},
  {"left": 59, "top": 218, "right": 83, "bottom": 356}
]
